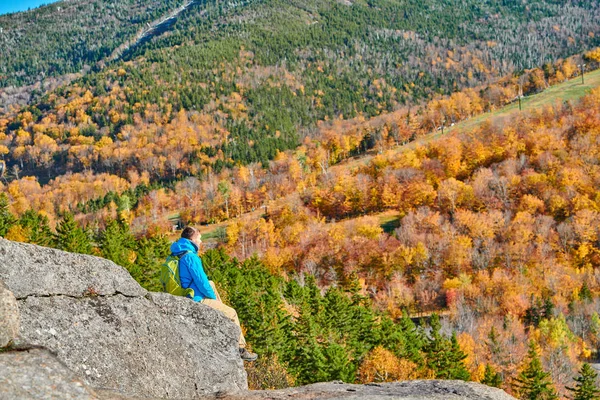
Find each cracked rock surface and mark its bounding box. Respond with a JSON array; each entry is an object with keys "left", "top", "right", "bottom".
[
  {"left": 0, "top": 280, "right": 19, "bottom": 348},
  {"left": 213, "top": 381, "right": 517, "bottom": 400},
  {"left": 0, "top": 239, "right": 247, "bottom": 399},
  {"left": 0, "top": 348, "right": 100, "bottom": 400},
  {"left": 0, "top": 238, "right": 144, "bottom": 299}
]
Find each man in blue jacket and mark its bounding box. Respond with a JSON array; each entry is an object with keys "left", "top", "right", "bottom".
[{"left": 171, "top": 226, "right": 258, "bottom": 362}]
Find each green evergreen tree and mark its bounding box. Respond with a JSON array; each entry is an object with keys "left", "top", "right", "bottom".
[
  {"left": 424, "top": 314, "right": 470, "bottom": 380},
  {"left": 397, "top": 312, "right": 426, "bottom": 365},
  {"left": 0, "top": 193, "right": 16, "bottom": 237},
  {"left": 99, "top": 219, "right": 135, "bottom": 268},
  {"left": 322, "top": 342, "right": 356, "bottom": 382},
  {"left": 349, "top": 295, "right": 379, "bottom": 355},
  {"left": 580, "top": 282, "right": 593, "bottom": 303},
  {"left": 54, "top": 212, "right": 92, "bottom": 254},
  {"left": 304, "top": 275, "right": 324, "bottom": 316},
  {"left": 424, "top": 314, "right": 446, "bottom": 372},
  {"left": 513, "top": 341, "right": 558, "bottom": 400},
  {"left": 289, "top": 298, "right": 329, "bottom": 384},
  {"left": 567, "top": 363, "right": 600, "bottom": 400},
  {"left": 377, "top": 315, "right": 409, "bottom": 360},
  {"left": 283, "top": 278, "right": 305, "bottom": 305},
  {"left": 203, "top": 250, "right": 293, "bottom": 360},
  {"left": 481, "top": 364, "right": 503, "bottom": 388},
  {"left": 19, "top": 209, "right": 54, "bottom": 247},
  {"left": 132, "top": 234, "right": 170, "bottom": 291},
  {"left": 447, "top": 332, "right": 471, "bottom": 381},
  {"left": 323, "top": 287, "right": 375, "bottom": 358},
  {"left": 322, "top": 287, "right": 354, "bottom": 336}
]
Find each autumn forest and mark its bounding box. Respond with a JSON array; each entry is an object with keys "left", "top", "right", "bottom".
[{"left": 2, "top": 0, "right": 600, "bottom": 398}]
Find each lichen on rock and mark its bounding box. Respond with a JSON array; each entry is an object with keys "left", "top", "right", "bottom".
[{"left": 0, "top": 280, "right": 19, "bottom": 348}]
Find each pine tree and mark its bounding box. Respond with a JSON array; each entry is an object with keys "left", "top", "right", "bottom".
[
  {"left": 204, "top": 250, "right": 293, "bottom": 361},
  {"left": 447, "top": 332, "right": 471, "bottom": 381},
  {"left": 567, "top": 363, "right": 600, "bottom": 400},
  {"left": 397, "top": 312, "right": 426, "bottom": 365},
  {"left": 378, "top": 316, "right": 409, "bottom": 360},
  {"left": 54, "top": 212, "right": 92, "bottom": 254},
  {"left": 349, "top": 296, "right": 378, "bottom": 354},
  {"left": 322, "top": 342, "right": 356, "bottom": 383},
  {"left": 19, "top": 209, "right": 54, "bottom": 247},
  {"left": 322, "top": 288, "right": 354, "bottom": 336},
  {"left": 513, "top": 341, "right": 558, "bottom": 400},
  {"left": 304, "top": 274, "right": 324, "bottom": 316},
  {"left": 0, "top": 193, "right": 16, "bottom": 237},
  {"left": 323, "top": 286, "right": 376, "bottom": 359},
  {"left": 133, "top": 234, "right": 170, "bottom": 291},
  {"left": 481, "top": 364, "right": 503, "bottom": 388},
  {"left": 99, "top": 219, "right": 135, "bottom": 268},
  {"left": 424, "top": 314, "right": 446, "bottom": 375},
  {"left": 580, "top": 282, "right": 593, "bottom": 303},
  {"left": 424, "top": 314, "right": 470, "bottom": 380},
  {"left": 284, "top": 278, "right": 306, "bottom": 306},
  {"left": 289, "top": 298, "right": 329, "bottom": 384}
]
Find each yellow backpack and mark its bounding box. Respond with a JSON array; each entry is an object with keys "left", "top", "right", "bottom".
[{"left": 159, "top": 251, "right": 194, "bottom": 298}]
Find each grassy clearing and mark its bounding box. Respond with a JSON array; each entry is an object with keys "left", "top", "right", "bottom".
[
  {"left": 447, "top": 68, "right": 600, "bottom": 135},
  {"left": 329, "top": 69, "right": 600, "bottom": 232},
  {"left": 377, "top": 211, "right": 400, "bottom": 233},
  {"left": 341, "top": 68, "right": 600, "bottom": 171}
]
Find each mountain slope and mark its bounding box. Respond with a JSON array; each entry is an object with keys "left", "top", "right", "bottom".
[
  {"left": 0, "top": 0, "right": 182, "bottom": 88},
  {"left": 2, "top": 0, "right": 600, "bottom": 186},
  {"left": 2, "top": 2, "right": 600, "bottom": 394}
]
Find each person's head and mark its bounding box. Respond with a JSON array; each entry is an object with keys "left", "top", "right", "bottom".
[{"left": 181, "top": 226, "right": 202, "bottom": 248}]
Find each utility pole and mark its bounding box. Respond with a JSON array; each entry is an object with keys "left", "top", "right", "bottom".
[
  {"left": 517, "top": 83, "right": 523, "bottom": 111},
  {"left": 578, "top": 63, "right": 586, "bottom": 84}
]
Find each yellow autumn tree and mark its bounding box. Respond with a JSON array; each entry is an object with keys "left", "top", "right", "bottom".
[{"left": 358, "top": 346, "right": 418, "bottom": 383}]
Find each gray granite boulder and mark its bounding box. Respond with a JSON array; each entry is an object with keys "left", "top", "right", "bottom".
[
  {"left": 0, "top": 348, "right": 100, "bottom": 400},
  {"left": 0, "top": 280, "right": 19, "bottom": 348},
  {"left": 214, "top": 380, "right": 517, "bottom": 400},
  {"left": 0, "top": 238, "right": 144, "bottom": 298},
  {"left": 0, "top": 239, "right": 247, "bottom": 399}
]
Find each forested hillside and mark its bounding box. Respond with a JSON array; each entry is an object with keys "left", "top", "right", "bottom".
[
  {"left": 3, "top": 0, "right": 600, "bottom": 398},
  {"left": 0, "top": 0, "right": 182, "bottom": 88},
  {"left": 2, "top": 0, "right": 600, "bottom": 212}
]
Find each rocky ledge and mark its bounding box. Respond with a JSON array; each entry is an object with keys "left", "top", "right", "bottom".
[
  {"left": 217, "top": 380, "right": 516, "bottom": 400},
  {"left": 0, "top": 239, "right": 247, "bottom": 399}
]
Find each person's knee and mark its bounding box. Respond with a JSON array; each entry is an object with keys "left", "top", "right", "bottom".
[
  {"left": 226, "top": 305, "right": 238, "bottom": 320},
  {"left": 215, "top": 302, "right": 234, "bottom": 318}
]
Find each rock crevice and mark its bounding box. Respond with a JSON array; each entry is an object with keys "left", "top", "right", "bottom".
[{"left": 11, "top": 291, "right": 144, "bottom": 301}]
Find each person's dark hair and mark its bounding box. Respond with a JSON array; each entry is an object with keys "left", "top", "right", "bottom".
[{"left": 181, "top": 226, "right": 199, "bottom": 240}]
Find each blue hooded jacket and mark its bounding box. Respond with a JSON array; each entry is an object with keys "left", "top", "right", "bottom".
[{"left": 170, "top": 238, "right": 216, "bottom": 302}]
